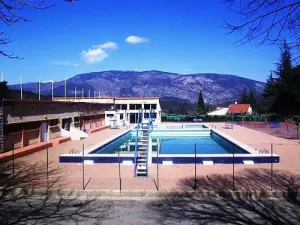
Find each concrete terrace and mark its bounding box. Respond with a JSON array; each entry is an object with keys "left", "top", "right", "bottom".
[{"left": 9, "top": 122, "right": 300, "bottom": 192}]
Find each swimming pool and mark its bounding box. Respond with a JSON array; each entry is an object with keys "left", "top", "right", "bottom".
[
  {"left": 59, "top": 124, "right": 280, "bottom": 164},
  {"left": 89, "top": 131, "right": 249, "bottom": 155}
]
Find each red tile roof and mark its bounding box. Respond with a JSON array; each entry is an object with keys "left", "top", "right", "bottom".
[{"left": 227, "top": 104, "right": 250, "bottom": 114}]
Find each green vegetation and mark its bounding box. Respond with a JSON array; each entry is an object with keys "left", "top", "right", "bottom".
[
  {"left": 239, "top": 88, "right": 257, "bottom": 111},
  {"left": 197, "top": 91, "right": 206, "bottom": 114},
  {"left": 262, "top": 41, "right": 300, "bottom": 117},
  {"left": 161, "top": 113, "right": 268, "bottom": 122},
  {"left": 0, "top": 81, "right": 11, "bottom": 99}
]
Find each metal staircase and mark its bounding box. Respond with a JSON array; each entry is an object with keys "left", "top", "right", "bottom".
[{"left": 134, "top": 109, "right": 154, "bottom": 177}]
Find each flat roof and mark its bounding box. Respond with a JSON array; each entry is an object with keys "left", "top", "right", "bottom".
[
  {"left": 54, "top": 97, "right": 160, "bottom": 100},
  {"left": 3, "top": 98, "right": 102, "bottom": 105}
]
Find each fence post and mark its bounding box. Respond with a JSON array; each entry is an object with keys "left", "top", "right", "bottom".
[
  {"left": 46, "top": 144, "right": 49, "bottom": 189},
  {"left": 232, "top": 143, "right": 235, "bottom": 191},
  {"left": 12, "top": 144, "right": 15, "bottom": 187},
  {"left": 271, "top": 143, "right": 273, "bottom": 191},
  {"left": 157, "top": 147, "right": 159, "bottom": 191},
  {"left": 118, "top": 148, "right": 121, "bottom": 194},
  {"left": 194, "top": 143, "right": 198, "bottom": 191},
  {"left": 82, "top": 141, "right": 85, "bottom": 190}
]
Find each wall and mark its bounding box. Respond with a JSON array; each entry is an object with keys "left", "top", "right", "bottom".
[
  {"left": 49, "top": 125, "right": 61, "bottom": 140},
  {"left": 4, "top": 100, "right": 105, "bottom": 126},
  {"left": 82, "top": 114, "right": 105, "bottom": 131},
  {"left": 23, "top": 128, "right": 40, "bottom": 146},
  {"left": 4, "top": 132, "right": 22, "bottom": 150}
]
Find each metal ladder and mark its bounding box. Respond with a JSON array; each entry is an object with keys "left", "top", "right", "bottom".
[{"left": 134, "top": 109, "right": 154, "bottom": 177}]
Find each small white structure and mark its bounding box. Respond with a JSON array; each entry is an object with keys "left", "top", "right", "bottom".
[
  {"left": 207, "top": 107, "right": 228, "bottom": 116},
  {"left": 57, "top": 96, "right": 162, "bottom": 126}
]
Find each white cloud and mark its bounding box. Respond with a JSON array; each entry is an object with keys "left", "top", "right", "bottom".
[
  {"left": 93, "top": 41, "right": 117, "bottom": 50},
  {"left": 53, "top": 61, "right": 80, "bottom": 67},
  {"left": 81, "top": 41, "right": 117, "bottom": 64},
  {"left": 125, "top": 35, "right": 149, "bottom": 44}
]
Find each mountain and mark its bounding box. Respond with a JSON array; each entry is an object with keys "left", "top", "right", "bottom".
[{"left": 8, "top": 70, "right": 265, "bottom": 105}]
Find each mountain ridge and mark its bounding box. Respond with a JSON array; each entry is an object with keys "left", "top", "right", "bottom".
[{"left": 8, "top": 70, "right": 265, "bottom": 105}]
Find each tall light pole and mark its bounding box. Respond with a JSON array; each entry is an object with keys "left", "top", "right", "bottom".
[
  {"left": 50, "top": 81, "right": 54, "bottom": 100},
  {"left": 20, "top": 76, "right": 23, "bottom": 100},
  {"left": 38, "top": 79, "right": 41, "bottom": 100},
  {"left": 64, "top": 79, "right": 67, "bottom": 100}
]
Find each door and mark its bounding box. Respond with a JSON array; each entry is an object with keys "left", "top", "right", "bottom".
[
  {"left": 130, "top": 114, "right": 136, "bottom": 124},
  {"left": 41, "top": 122, "right": 48, "bottom": 142}
]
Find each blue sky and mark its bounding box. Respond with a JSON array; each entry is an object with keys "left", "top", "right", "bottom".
[{"left": 1, "top": 0, "right": 281, "bottom": 84}]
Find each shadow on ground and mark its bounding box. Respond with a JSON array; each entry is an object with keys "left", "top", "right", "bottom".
[
  {"left": 0, "top": 161, "right": 112, "bottom": 225},
  {"left": 149, "top": 168, "right": 300, "bottom": 225}
]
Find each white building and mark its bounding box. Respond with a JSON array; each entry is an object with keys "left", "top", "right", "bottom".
[
  {"left": 55, "top": 97, "right": 161, "bottom": 127},
  {"left": 207, "top": 107, "right": 228, "bottom": 116}
]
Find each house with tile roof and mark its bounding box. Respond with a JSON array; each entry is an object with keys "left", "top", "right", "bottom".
[{"left": 226, "top": 103, "right": 252, "bottom": 115}]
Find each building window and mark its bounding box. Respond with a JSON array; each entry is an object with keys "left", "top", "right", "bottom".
[
  {"left": 135, "top": 104, "right": 142, "bottom": 110},
  {"left": 144, "top": 104, "right": 150, "bottom": 110},
  {"left": 151, "top": 104, "right": 157, "bottom": 109},
  {"left": 121, "top": 104, "right": 127, "bottom": 110},
  {"left": 107, "top": 114, "right": 114, "bottom": 118},
  {"left": 120, "top": 114, "right": 124, "bottom": 120},
  {"left": 129, "top": 104, "right": 135, "bottom": 110},
  {"left": 50, "top": 119, "right": 59, "bottom": 126}
]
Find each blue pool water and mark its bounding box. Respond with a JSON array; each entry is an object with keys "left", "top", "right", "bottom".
[
  {"left": 90, "top": 131, "right": 249, "bottom": 154},
  {"left": 161, "top": 137, "right": 229, "bottom": 154}
]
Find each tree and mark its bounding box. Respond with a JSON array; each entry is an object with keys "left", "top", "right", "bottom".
[
  {"left": 206, "top": 105, "right": 210, "bottom": 113},
  {"left": 262, "top": 41, "right": 300, "bottom": 116},
  {"left": 197, "top": 91, "right": 206, "bottom": 114},
  {"left": 0, "top": 0, "right": 77, "bottom": 58},
  {"left": 262, "top": 72, "right": 277, "bottom": 112},
  {"left": 239, "top": 88, "right": 249, "bottom": 104},
  {"left": 224, "top": 0, "right": 300, "bottom": 59},
  {"left": 0, "top": 81, "right": 10, "bottom": 99},
  {"left": 248, "top": 89, "right": 257, "bottom": 111}
]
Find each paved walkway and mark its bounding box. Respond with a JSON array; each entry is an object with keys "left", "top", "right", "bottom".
[{"left": 3, "top": 195, "right": 300, "bottom": 225}]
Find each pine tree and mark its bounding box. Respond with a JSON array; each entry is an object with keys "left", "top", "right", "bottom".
[
  {"left": 262, "top": 72, "right": 277, "bottom": 112},
  {"left": 248, "top": 89, "right": 257, "bottom": 110},
  {"left": 197, "top": 91, "right": 206, "bottom": 114},
  {"left": 262, "top": 40, "right": 300, "bottom": 115},
  {"left": 276, "top": 40, "right": 293, "bottom": 81},
  {"left": 240, "top": 88, "right": 249, "bottom": 104}
]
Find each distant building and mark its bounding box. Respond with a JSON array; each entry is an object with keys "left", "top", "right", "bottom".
[
  {"left": 207, "top": 107, "right": 228, "bottom": 116},
  {"left": 226, "top": 103, "right": 252, "bottom": 115},
  {"left": 55, "top": 97, "right": 162, "bottom": 126},
  {"left": 1, "top": 96, "right": 161, "bottom": 156}
]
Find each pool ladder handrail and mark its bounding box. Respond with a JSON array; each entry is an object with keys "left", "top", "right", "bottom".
[
  {"left": 145, "top": 109, "right": 155, "bottom": 176},
  {"left": 134, "top": 109, "right": 142, "bottom": 177}
]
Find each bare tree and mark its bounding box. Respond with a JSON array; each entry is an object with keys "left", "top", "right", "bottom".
[
  {"left": 0, "top": 0, "right": 77, "bottom": 59},
  {"left": 225, "top": 0, "right": 300, "bottom": 58}
]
